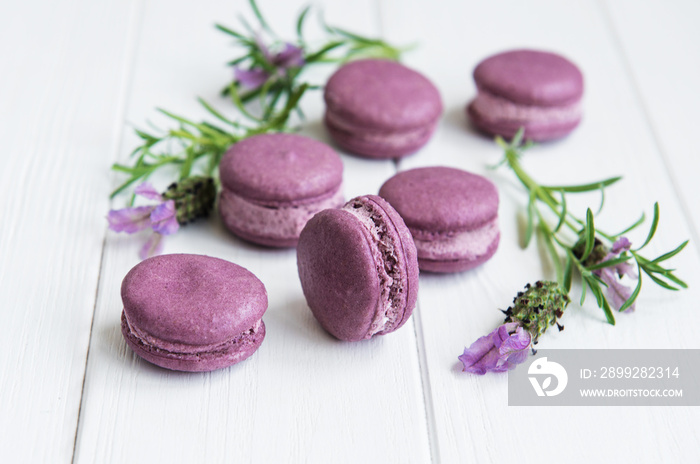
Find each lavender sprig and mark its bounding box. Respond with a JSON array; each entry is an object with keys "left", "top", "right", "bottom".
[
  {"left": 459, "top": 281, "right": 569, "bottom": 374},
  {"left": 110, "top": 86, "right": 306, "bottom": 202},
  {"left": 495, "top": 129, "right": 688, "bottom": 325},
  {"left": 217, "top": 0, "right": 404, "bottom": 117},
  {"left": 107, "top": 177, "right": 216, "bottom": 258}
]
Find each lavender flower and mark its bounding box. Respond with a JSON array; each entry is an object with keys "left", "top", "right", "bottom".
[
  {"left": 107, "top": 177, "right": 216, "bottom": 259},
  {"left": 595, "top": 237, "right": 637, "bottom": 312},
  {"left": 234, "top": 40, "right": 305, "bottom": 89},
  {"left": 459, "top": 281, "right": 570, "bottom": 375},
  {"left": 107, "top": 183, "right": 179, "bottom": 259},
  {"left": 459, "top": 323, "right": 531, "bottom": 375},
  {"left": 234, "top": 67, "right": 270, "bottom": 89}
]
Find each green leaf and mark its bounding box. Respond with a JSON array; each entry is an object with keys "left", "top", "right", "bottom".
[
  {"left": 643, "top": 268, "right": 680, "bottom": 291},
  {"left": 305, "top": 41, "right": 346, "bottom": 62},
  {"left": 249, "top": 0, "right": 273, "bottom": 34},
  {"left": 580, "top": 208, "right": 596, "bottom": 261},
  {"left": 586, "top": 255, "right": 632, "bottom": 271},
  {"left": 215, "top": 24, "right": 246, "bottom": 39},
  {"left": 563, "top": 253, "right": 574, "bottom": 292},
  {"left": 226, "top": 56, "right": 250, "bottom": 67},
  {"left": 157, "top": 108, "right": 199, "bottom": 127},
  {"left": 596, "top": 184, "right": 606, "bottom": 215},
  {"left": 615, "top": 212, "right": 646, "bottom": 236},
  {"left": 331, "top": 27, "right": 384, "bottom": 45},
  {"left": 197, "top": 97, "right": 238, "bottom": 127},
  {"left": 554, "top": 189, "right": 567, "bottom": 233},
  {"left": 511, "top": 127, "right": 525, "bottom": 147},
  {"left": 495, "top": 136, "right": 508, "bottom": 150},
  {"left": 180, "top": 146, "right": 195, "bottom": 179},
  {"left": 523, "top": 190, "right": 536, "bottom": 248},
  {"left": 636, "top": 202, "right": 659, "bottom": 251},
  {"left": 228, "top": 82, "right": 263, "bottom": 122},
  {"left": 652, "top": 240, "right": 689, "bottom": 263},
  {"left": 619, "top": 263, "right": 642, "bottom": 312},
  {"left": 601, "top": 297, "right": 616, "bottom": 325},
  {"left": 585, "top": 277, "right": 602, "bottom": 305},
  {"left": 296, "top": 5, "right": 311, "bottom": 40},
  {"left": 538, "top": 223, "right": 563, "bottom": 283},
  {"left": 662, "top": 272, "right": 688, "bottom": 289},
  {"left": 543, "top": 176, "right": 621, "bottom": 193}
]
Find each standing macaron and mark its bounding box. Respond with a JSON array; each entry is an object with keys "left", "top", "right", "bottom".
[
  {"left": 467, "top": 49, "right": 584, "bottom": 142},
  {"left": 219, "top": 133, "right": 344, "bottom": 247},
  {"left": 297, "top": 195, "right": 419, "bottom": 341},
  {"left": 324, "top": 59, "right": 443, "bottom": 159},
  {"left": 379, "top": 167, "right": 500, "bottom": 273},
  {"left": 120, "top": 254, "right": 268, "bottom": 372}
]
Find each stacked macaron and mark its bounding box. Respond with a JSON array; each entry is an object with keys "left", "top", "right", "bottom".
[
  {"left": 218, "top": 133, "right": 344, "bottom": 247},
  {"left": 121, "top": 254, "right": 267, "bottom": 372},
  {"left": 467, "top": 49, "right": 584, "bottom": 141},
  {"left": 324, "top": 59, "right": 443, "bottom": 159},
  {"left": 379, "top": 167, "right": 500, "bottom": 273}
]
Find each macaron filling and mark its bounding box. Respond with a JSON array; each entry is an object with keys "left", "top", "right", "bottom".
[
  {"left": 324, "top": 111, "right": 437, "bottom": 151},
  {"left": 343, "top": 198, "right": 407, "bottom": 336},
  {"left": 121, "top": 310, "right": 264, "bottom": 361},
  {"left": 219, "top": 185, "right": 345, "bottom": 245},
  {"left": 470, "top": 89, "right": 582, "bottom": 125},
  {"left": 411, "top": 217, "right": 500, "bottom": 261}
]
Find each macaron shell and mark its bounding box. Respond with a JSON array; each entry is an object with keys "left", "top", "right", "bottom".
[
  {"left": 297, "top": 209, "right": 381, "bottom": 341},
  {"left": 378, "top": 167, "right": 499, "bottom": 234},
  {"left": 121, "top": 254, "right": 267, "bottom": 346},
  {"left": 219, "top": 133, "right": 343, "bottom": 205},
  {"left": 473, "top": 49, "right": 584, "bottom": 107},
  {"left": 121, "top": 314, "right": 266, "bottom": 372},
  {"left": 324, "top": 59, "right": 443, "bottom": 131},
  {"left": 467, "top": 101, "right": 582, "bottom": 142}
]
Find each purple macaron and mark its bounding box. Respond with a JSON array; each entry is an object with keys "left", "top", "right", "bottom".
[
  {"left": 467, "top": 49, "right": 584, "bottom": 142},
  {"left": 324, "top": 59, "right": 443, "bottom": 159},
  {"left": 379, "top": 167, "right": 500, "bottom": 273},
  {"left": 219, "top": 133, "right": 344, "bottom": 247},
  {"left": 120, "top": 254, "right": 267, "bottom": 372},
  {"left": 297, "top": 195, "right": 419, "bottom": 341}
]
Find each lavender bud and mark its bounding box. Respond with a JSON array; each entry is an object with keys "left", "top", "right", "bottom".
[
  {"left": 161, "top": 176, "right": 216, "bottom": 225},
  {"left": 505, "top": 281, "right": 570, "bottom": 343}
]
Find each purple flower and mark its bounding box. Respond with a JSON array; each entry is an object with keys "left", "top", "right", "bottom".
[
  {"left": 234, "top": 67, "right": 270, "bottom": 89},
  {"left": 270, "top": 43, "right": 305, "bottom": 68},
  {"left": 458, "top": 322, "right": 532, "bottom": 375},
  {"left": 234, "top": 40, "right": 305, "bottom": 89},
  {"left": 107, "top": 182, "right": 179, "bottom": 259},
  {"left": 593, "top": 237, "right": 637, "bottom": 312}
]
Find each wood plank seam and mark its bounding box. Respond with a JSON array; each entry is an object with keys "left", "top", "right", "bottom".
[
  {"left": 377, "top": 0, "right": 439, "bottom": 457},
  {"left": 596, "top": 0, "right": 700, "bottom": 256},
  {"left": 70, "top": 1, "right": 144, "bottom": 462}
]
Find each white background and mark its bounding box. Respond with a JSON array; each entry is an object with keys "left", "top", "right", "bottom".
[{"left": 1, "top": 0, "right": 699, "bottom": 462}]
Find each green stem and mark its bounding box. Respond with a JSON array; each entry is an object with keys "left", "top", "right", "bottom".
[{"left": 506, "top": 148, "right": 616, "bottom": 242}]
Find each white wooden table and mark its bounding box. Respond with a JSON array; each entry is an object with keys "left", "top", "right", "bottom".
[{"left": 2, "top": 0, "right": 699, "bottom": 462}]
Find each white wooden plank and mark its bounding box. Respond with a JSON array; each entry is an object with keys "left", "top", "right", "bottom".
[
  {"left": 73, "top": 1, "right": 430, "bottom": 463},
  {"left": 380, "top": 0, "right": 700, "bottom": 462},
  {"left": 602, "top": 0, "right": 700, "bottom": 246},
  {"left": 0, "top": 0, "right": 139, "bottom": 462}
]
